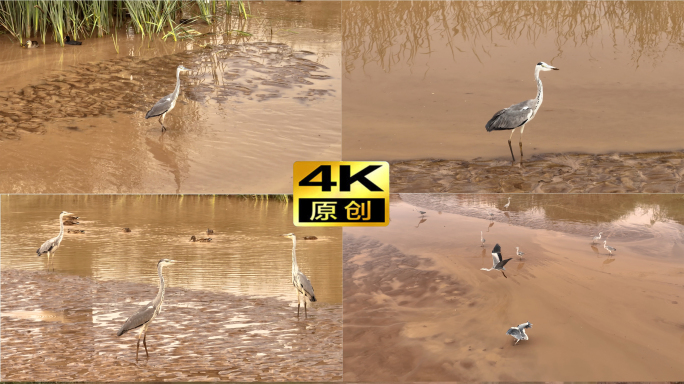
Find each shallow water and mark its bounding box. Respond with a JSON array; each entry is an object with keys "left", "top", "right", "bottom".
[
  {"left": 0, "top": 2, "right": 341, "bottom": 193},
  {"left": 2, "top": 269, "right": 342, "bottom": 382},
  {"left": 1, "top": 195, "right": 342, "bottom": 303},
  {"left": 1, "top": 194, "right": 342, "bottom": 381},
  {"left": 343, "top": 194, "right": 684, "bottom": 381},
  {"left": 342, "top": 1, "right": 684, "bottom": 161}
]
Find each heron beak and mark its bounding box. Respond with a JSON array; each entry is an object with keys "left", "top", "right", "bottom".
[{"left": 551, "top": 66, "right": 559, "bottom": 70}]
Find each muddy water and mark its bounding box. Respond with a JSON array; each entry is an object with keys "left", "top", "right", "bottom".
[
  {"left": 343, "top": 1, "right": 684, "bottom": 162},
  {"left": 0, "top": 2, "right": 341, "bottom": 193},
  {"left": 343, "top": 194, "right": 684, "bottom": 381},
  {"left": 1, "top": 195, "right": 342, "bottom": 380}
]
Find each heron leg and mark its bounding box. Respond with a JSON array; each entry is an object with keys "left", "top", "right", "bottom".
[
  {"left": 502, "top": 271, "right": 508, "bottom": 278},
  {"left": 515, "top": 339, "right": 519, "bottom": 345},
  {"left": 159, "top": 113, "right": 167, "bottom": 132},
  {"left": 519, "top": 125, "right": 526, "bottom": 161},
  {"left": 143, "top": 333, "right": 149, "bottom": 358},
  {"left": 508, "top": 128, "right": 516, "bottom": 162},
  {"left": 136, "top": 337, "right": 141, "bottom": 360},
  {"left": 304, "top": 301, "right": 308, "bottom": 319}
]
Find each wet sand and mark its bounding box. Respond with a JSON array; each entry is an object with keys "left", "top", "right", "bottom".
[
  {"left": 1, "top": 269, "right": 342, "bottom": 382},
  {"left": 0, "top": 2, "right": 341, "bottom": 193},
  {"left": 390, "top": 151, "right": 684, "bottom": 193},
  {"left": 342, "top": 1, "right": 684, "bottom": 191},
  {"left": 343, "top": 195, "right": 684, "bottom": 381}
]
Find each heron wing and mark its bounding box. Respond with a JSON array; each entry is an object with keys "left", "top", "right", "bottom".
[
  {"left": 117, "top": 301, "right": 156, "bottom": 336},
  {"left": 518, "top": 322, "right": 531, "bottom": 330},
  {"left": 485, "top": 99, "right": 535, "bottom": 131},
  {"left": 294, "top": 271, "right": 316, "bottom": 302},
  {"left": 491, "top": 244, "right": 502, "bottom": 267},
  {"left": 496, "top": 258, "right": 513, "bottom": 269},
  {"left": 145, "top": 93, "right": 174, "bottom": 118},
  {"left": 506, "top": 327, "right": 521, "bottom": 337},
  {"left": 37, "top": 236, "right": 58, "bottom": 256}
]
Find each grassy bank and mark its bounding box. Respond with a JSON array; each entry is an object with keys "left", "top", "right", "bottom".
[{"left": 0, "top": 0, "right": 249, "bottom": 46}]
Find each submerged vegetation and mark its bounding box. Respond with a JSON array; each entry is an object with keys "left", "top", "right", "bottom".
[{"left": 0, "top": 0, "right": 250, "bottom": 46}]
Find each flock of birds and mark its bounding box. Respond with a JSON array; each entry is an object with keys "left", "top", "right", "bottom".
[
  {"left": 22, "top": 35, "right": 81, "bottom": 48},
  {"left": 35, "top": 211, "right": 318, "bottom": 359},
  {"left": 465, "top": 196, "right": 620, "bottom": 345}
]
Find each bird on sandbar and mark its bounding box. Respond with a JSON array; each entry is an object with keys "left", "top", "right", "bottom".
[
  {"left": 485, "top": 62, "right": 559, "bottom": 162},
  {"left": 506, "top": 321, "right": 532, "bottom": 345},
  {"left": 117, "top": 259, "right": 176, "bottom": 359},
  {"left": 603, "top": 240, "right": 616, "bottom": 256},
  {"left": 480, "top": 244, "right": 513, "bottom": 278}
]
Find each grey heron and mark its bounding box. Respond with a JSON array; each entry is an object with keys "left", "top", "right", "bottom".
[
  {"left": 145, "top": 65, "right": 191, "bottom": 132},
  {"left": 516, "top": 247, "right": 525, "bottom": 260},
  {"left": 503, "top": 197, "right": 511, "bottom": 210},
  {"left": 117, "top": 259, "right": 176, "bottom": 359},
  {"left": 282, "top": 233, "right": 317, "bottom": 318},
  {"left": 480, "top": 231, "right": 486, "bottom": 247},
  {"left": 591, "top": 232, "right": 603, "bottom": 244},
  {"left": 485, "top": 62, "right": 559, "bottom": 162},
  {"left": 603, "top": 240, "right": 617, "bottom": 256},
  {"left": 506, "top": 321, "right": 532, "bottom": 345},
  {"left": 480, "top": 244, "right": 513, "bottom": 278},
  {"left": 36, "top": 211, "right": 74, "bottom": 271}
]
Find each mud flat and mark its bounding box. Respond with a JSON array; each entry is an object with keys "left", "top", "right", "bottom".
[
  {"left": 343, "top": 197, "right": 684, "bottom": 381},
  {"left": 1, "top": 269, "right": 342, "bottom": 382},
  {"left": 390, "top": 151, "right": 684, "bottom": 193}
]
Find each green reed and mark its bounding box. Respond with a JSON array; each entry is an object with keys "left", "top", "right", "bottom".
[{"left": 0, "top": 0, "right": 247, "bottom": 46}]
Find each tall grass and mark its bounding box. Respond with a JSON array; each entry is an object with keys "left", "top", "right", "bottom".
[{"left": 0, "top": 0, "right": 249, "bottom": 46}]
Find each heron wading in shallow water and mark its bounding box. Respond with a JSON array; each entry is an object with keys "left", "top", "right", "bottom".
[
  {"left": 282, "top": 233, "right": 316, "bottom": 318},
  {"left": 603, "top": 240, "right": 617, "bottom": 256},
  {"left": 481, "top": 243, "right": 513, "bottom": 278},
  {"left": 146, "top": 65, "right": 190, "bottom": 132},
  {"left": 117, "top": 259, "right": 176, "bottom": 359},
  {"left": 36, "top": 211, "right": 74, "bottom": 271},
  {"left": 507, "top": 321, "right": 533, "bottom": 345},
  {"left": 485, "top": 62, "right": 559, "bottom": 162}
]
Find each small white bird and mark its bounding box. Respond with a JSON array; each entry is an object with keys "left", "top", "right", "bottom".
[
  {"left": 591, "top": 231, "right": 603, "bottom": 244},
  {"left": 480, "top": 231, "right": 486, "bottom": 247},
  {"left": 503, "top": 197, "right": 511, "bottom": 210},
  {"left": 506, "top": 321, "right": 532, "bottom": 345},
  {"left": 516, "top": 247, "right": 525, "bottom": 260},
  {"left": 603, "top": 240, "right": 616, "bottom": 256}
]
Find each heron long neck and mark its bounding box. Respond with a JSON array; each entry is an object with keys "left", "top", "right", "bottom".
[
  {"left": 534, "top": 66, "right": 543, "bottom": 113},
  {"left": 57, "top": 214, "right": 66, "bottom": 242},
  {"left": 155, "top": 264, "right": 166, "bottom": 307},
  {"left": 172, "top": 68, "right": 182, "bottom": 100},
  {"left": 291, "top": 237, "right": 299, "bottom": 275}
]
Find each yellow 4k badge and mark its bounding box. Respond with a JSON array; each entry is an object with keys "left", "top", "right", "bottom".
[{"left": 293, "top": 161, "right": 389, "bottom": 227}]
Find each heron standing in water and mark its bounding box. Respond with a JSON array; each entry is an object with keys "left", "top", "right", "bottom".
[
  {"left": 146, "top": 65, "right": 191, "bottom": 132},
  {"left": 603, "top": 240, "right": 617, "bottom": 256},
  {"left": 485, "top": 62, "right": 559, "bottom": 162},
  {"left": 117, "top": 259, "right": 176, "bottom": 359},
  {"left": 282, "top": 233, "right": 316, "bottom": 318},
  {"left": 36, "top": 211, "right": 75, "bottom": 271}
]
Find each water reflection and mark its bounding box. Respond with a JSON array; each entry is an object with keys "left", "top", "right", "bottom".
[
  {"left": 399, "top": 194, "right": 684, "bottom": 245},
  {"left": 344, "top": 1, "right": 684, "bottom": 72},
  {"left": 1, "top": 195, "right": 342, "bottom": 303}
]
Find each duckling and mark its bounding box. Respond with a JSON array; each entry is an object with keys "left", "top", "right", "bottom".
[
  {"left": 65, "top": 35, "right": 82, "bottom": 45},
  {"left": 68, "top": 229, "right": 85, "bottom": 234},
  {"left": 206, "top": 229, "right": 214, "bottom": 235},
  {"left": 23, "top": 40, "right": 40, "bottom": 48},
  {"left": 63, "top": 215, "right": 80, "bottom": 220},
  {"left": 303, "top": 236, "right": 318, "bottom": 240},
  {"left": 190, "top": 235, "right": 212, "bottom": 242},
  {"left": 62, "top": 220, "right": 79, "bottom": 226},
  {"left": 122, "top": 228, "right": 131, "bottom": 233}
]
